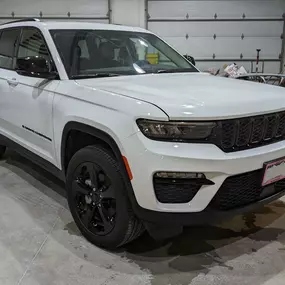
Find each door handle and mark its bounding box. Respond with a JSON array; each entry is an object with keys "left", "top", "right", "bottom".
[{"left": 6, "top": 78, "right": 18, "bottom": 87}]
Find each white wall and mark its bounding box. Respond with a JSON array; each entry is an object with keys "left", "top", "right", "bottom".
[{"left": 111, "top": 0, "right": 145, "bottom": 28}]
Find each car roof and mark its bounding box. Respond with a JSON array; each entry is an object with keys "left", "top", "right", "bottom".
[{"left": 0, "top": 18, "right": 150, "bottom": 34}]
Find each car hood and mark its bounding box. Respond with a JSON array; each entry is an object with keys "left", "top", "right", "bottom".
[{"left": 76, "top": 73, "right": 285, "bottom": 120}]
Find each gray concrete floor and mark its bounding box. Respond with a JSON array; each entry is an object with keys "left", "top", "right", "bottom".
[{"left": 1, "top": 151, "right": 285, "bottom": 285}]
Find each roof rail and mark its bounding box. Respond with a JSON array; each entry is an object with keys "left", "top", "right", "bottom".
[{"left": 0, "top": 18, "right": 40, "bottom": 25}]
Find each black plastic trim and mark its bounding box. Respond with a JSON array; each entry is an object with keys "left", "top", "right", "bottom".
[
  {"left": 22, "top": 125, "right": 52, "bottom": 141},
  {"left": 61, "top": 122, "right": 124, "bottom": 170},
  {"left": 61, "top": 122, "right": 143, "bottom": 212},
  {"left": 0, "top": 18, "right": 39, "bottom": 25},
  {"left": 0, "top": 133, "right": 64, "bottom": 181},
  {"left": 59, "top": 122, "right": 285, "bottom": 222},
  {"left": 0, "top": 126, "right": 284, "bottom": 227},
  {"left": 136, "top": 189, "right": 285, "bottom": 226},
  {"left": 0, "top": 124, "right": 140, "bottom": 214}
]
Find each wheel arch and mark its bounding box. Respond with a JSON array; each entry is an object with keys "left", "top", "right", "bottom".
[
  {"left": 60, "top": 121, "right": 143, "bottom": 219},
  {"left": 61, "top": 121, "right": 124, "bottom": 173}
]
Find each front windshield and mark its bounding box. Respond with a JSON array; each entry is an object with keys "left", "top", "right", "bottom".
[{"left": 50, "top": 29, "right": 198, "bottom": 78}]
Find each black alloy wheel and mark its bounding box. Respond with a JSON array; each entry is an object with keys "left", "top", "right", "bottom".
[
  {"left": 72, "top": 162, "right": 116, "bottom": 236},
  {"left": 66, "top": 145, "right": 144, "bottom": 249}
]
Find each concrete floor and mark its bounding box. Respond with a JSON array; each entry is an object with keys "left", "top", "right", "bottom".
[{"left": 1, "top": 152, "right": 285, "bottom": 285}]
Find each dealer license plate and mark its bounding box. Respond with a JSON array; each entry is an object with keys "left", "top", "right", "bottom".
[{"left": 262, "top": 157, "right": 285, "bottom": 187}]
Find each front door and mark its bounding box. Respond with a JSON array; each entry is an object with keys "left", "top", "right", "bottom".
[{"left": 0, "top": 27, "right": 58, "bottom": 164}]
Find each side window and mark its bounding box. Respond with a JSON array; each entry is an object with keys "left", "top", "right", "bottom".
[
  {"left": 17, "top": 28, "right": 50, "bottom": 61},
  {"left": 0, "top": 29, "right": 20, "bottom": 69}
]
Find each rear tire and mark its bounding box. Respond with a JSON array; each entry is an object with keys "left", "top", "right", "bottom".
[{"left": 66, "top": 145, "right": 144, "bottom": 249}]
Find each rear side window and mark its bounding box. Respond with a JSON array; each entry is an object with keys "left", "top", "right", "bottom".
[{"left": 0, "top": 29, "right": 20, "bottom": 69}]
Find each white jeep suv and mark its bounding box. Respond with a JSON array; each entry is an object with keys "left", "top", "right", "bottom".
[{"left": 1, "top": 18, "right": 285, "bottom": 249}]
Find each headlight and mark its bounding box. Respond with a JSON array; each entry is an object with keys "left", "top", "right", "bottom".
[{"left": 137, "top": 119, "right": 216, "bottom": 141}]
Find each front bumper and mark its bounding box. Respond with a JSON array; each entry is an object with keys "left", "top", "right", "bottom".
[
  {"left": 122, "top": 132, "right": 285, "bottom": 215},
  {"left": 134, "top": 188, "right": 285, "bottom": 226}
]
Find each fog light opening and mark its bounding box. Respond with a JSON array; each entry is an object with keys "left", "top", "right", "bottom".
[{"left": 153, "top": 172, "right": 215, "bottom": 204}]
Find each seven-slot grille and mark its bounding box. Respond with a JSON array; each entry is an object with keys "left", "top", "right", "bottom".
[{"left": 211, "top": 111, "right": 285, "bottom": 152}]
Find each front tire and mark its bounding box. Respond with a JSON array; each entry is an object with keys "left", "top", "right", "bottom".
[{"left": 66, "top": 145, "right": 144, "bottom": 249}]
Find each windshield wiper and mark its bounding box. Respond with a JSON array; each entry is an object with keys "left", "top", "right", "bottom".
[
  {"left": 71, "top": 73, "right": 121, "bottom": 79},
  {"left": 157, "top": 68, "right": 195, "bottom": 74}
]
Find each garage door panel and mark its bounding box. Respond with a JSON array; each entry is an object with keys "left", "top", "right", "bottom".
[
  {"left": 261, "top": 62, "right": 282, "bottom": 73},
  {"left": 196, "top": 61, "right": 280, "bottom": 73},
  {"left": 166, "top": 37, "right": 281, "bottom": 59},
  {"left": 150, "top": 22, "right": 283, "bottom": 38},
  {"left": 148, "top": 0, "right": 285, "bottom": 19},
  {"left": 0, "top": 19, "right": 109, "bottom": 25},
  {"left": 0, "top": 0, "right": 109, "bottom": 18},
  {"left": 48, "top": 19, "right": 109, "bottom": 23}
]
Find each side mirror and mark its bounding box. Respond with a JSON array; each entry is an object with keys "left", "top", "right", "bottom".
[
  {"left": 16, "top": 56, "right": 57, "bottom": 79},
  {"left": 184, "top": 55, "right": 196, "bottom": 66}
]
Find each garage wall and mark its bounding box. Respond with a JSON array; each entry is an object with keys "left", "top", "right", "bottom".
[
  {"left": 0, "top": 0, "right": 284, "bottom": 73},
  {"left": 0, "top": 0, "right": 146, "bottom": 26},
  {"left": 147, "top": 0, "right": 285, "bottom": 73},
  {"left": 111, "top": 0, "right": 145, "bottom": 27},
  {"left": 0, "top": 0, "right": 110, "bottom": 23}
]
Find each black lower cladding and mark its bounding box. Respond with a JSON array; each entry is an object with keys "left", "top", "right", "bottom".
[
  {"left": 154, "top": 177, "right": 204, "bottom": 203},
  {"left": 154, "top": 169, "right": 285, "bottom": 208},
  {"left": 209, "top": 169, "right": 285, "bottom": 211}
]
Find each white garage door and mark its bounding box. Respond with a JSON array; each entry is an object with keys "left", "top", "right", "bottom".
[
  {"left": 147, "top": 0, "right": 285, "bottom": 73},
  {"left": 0, "top": 0, "right": 110, "bottom": 24}
]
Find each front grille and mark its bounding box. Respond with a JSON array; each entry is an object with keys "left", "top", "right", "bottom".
[
  {"left": 209, "top": 169, "right": 285, "bottom": 211},
  {"left": 210, "top": 111, "right": 285, "bottom": 152},
  {"left": 153, "top": 178, "right": 201, "bottom": 203}
]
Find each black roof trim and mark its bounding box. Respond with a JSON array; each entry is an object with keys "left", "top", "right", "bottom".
[{"left": 0, "top": 18, "right": 40, "bottom": 26}]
